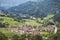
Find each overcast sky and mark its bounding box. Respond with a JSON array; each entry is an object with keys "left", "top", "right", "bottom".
[
  {"left": 0, "top": 0, "right": 43, "bottom": 8},
  {"left": 0, "top": 0, "right": 29, "bottom": 7}
]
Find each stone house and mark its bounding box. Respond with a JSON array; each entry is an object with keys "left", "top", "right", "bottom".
[{"left": 40, "top": 25, "right": 57, "bottom": 33}]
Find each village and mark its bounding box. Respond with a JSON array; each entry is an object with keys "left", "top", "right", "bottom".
[{"left": 2, "top": 24, "right": 57, "bottom": 35}]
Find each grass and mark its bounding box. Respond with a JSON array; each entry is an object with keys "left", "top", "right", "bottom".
[
  {"left": 0, "top": 16, "right": 22, "bottom": 27},
  {"left": 0, "top": 29, "right": 14, "bottom": 37},
  {"left": 41, "top": 32, "right": 49, "bottom": 36},
  {"left": 25, "top": 19, "right": 42, "bottom": 27}
]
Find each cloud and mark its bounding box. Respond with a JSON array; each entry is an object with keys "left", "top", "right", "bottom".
[{"left": 30, "top": 0, "right": 44, "bottom": 2}]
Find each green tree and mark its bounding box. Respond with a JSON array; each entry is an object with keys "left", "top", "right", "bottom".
[
  {"left": 19, "top": 34, "right": 26, "bottom": 40},
  {"left": 28, "top": 34, "right": 42, "bottom": 40},
  {"left": 11, "top": 35, "right": 20, "bottom": 40},
  {"left": 56, "top": 23, "right": 60, "bottom": 28},
  {"left": 53, "top": 30, "right": 60, "bottom": 40},
  {"left": 0, "top": 32, "right": 8, "bottom": 40},
  {"left": 48, "top": 30, "right": 60, "bottom": 40}
]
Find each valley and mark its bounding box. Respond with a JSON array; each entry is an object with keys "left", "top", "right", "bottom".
[{"left": 0, "top": 0, "right": 60, "bottom": 40}]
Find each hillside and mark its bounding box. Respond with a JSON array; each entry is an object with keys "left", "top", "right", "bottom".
[
  {"left": 7, "top": 0, "right": 60, "bottom": 18},
  {"left": 0, "top": 10, "right": 55, "bottom": 28},
  {"left": 0, "top": 0, "right": 60, "bottom": 28},
  {"left": 0, "top": 10, "right": 22, "bottom": 27}
]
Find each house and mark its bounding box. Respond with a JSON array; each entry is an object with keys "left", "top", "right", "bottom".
[
  {"left": 40, "top": 25, "right": 57, "bottom": 33},
  {"left": 9, "top": 25, "right": 57, "bottom": 34},
  {"left": 10, "top": 25, "right": 40, "bottom": 34},
  {"left": 10, "top": 28, "right": 19, "bottom": 32},
  {"left": 29, "top": 29, "right": 40, "bottom": 34},
  {"left": 9, "top": 25, "right": 32, "bottom": 34}
]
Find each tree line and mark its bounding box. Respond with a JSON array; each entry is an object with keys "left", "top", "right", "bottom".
[{"left": 0, "top": 31, "right": 60, "bottom": 40}]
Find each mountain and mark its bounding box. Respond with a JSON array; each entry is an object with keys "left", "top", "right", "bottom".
[
  {"left": 7, "top": 1, "right": 45, "bottom": 18},
  {"left": 7, "top": 1, "right": 37, "bottom": 13},
  {"left": 7, "top": 0, "right": 60, "bottom": 18},
  {"left": 0, "top": 0, "right": 60, "bottom": 27},
  {"left": 54, "top": 13, "right": 60, "bottom": 22}
]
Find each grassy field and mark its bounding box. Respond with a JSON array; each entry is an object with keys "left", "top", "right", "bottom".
[
  {"left": 0, "top": 29, "right": 14, "bottom": 37},
  {"left": 0, "top": 16, "right": 22, "bottom": 27}
]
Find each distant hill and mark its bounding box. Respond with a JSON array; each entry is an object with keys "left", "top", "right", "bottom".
[{"left": 7, "top": 0, "right": 60, "bottom": 18}]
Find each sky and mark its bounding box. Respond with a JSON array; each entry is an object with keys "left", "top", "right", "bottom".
[
  {"left": 0, "top": 0, "right": 43, "bottom": 8},
  {"left": 0, "top": 0, "right": 29, "bottom": 8}
]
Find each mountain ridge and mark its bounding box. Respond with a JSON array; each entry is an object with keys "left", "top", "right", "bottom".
[{"left": 7, "top": 0, "right": 60, "bottom": 14}]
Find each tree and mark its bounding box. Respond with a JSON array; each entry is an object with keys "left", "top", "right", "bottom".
[
  {"left": 48, "top": 30, "right": 60, "bottom": 40},
  {"left": 54, "top": 13, "right": 60, "bottom": 22},
  {"left": 0, "top": 32, "right": 8, "bottom": 40},
  {"left": 11, "top": 35, "right": 20, "bottom": 40},
  {"left": 56, "top": 23, "right": 60, "bottom": 28},
  {"left": 19, "top": 34, "right": 26, "bottom": 40},
  {"left": 28, "top": 34, "right": 42, "bottom": 40}
]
